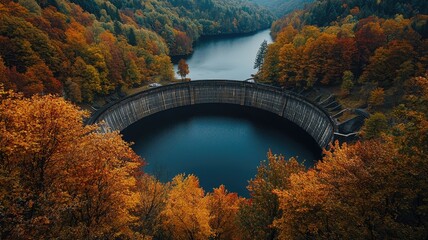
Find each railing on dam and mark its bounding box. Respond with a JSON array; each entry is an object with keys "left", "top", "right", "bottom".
[{"left": 88, "top": 80, "right": 337, "bottom": 148}]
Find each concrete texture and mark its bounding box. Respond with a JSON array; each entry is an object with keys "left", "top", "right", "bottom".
[{"left": 88, "top": 80, "right": 337, "bottom": 148}]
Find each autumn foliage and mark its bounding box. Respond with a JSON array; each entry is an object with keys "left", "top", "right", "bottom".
[
  {"left": 1, "top": 0, "right": 428, "bottom": 239},
  {"left": 237, "top": 151, "right": 305, "bottom": 240},
  {"left": 177, "top": 59, "right": 190, "bottom": 81},
  {"left": 0, "top": 90, "right": 143, "bottom": 239},
  {"left": 1, "top": 81, "right": 427, "bottom": 239},
  {"left": 261, "top": 14, "right": 427, "bottom": 95},
  {"left": 0, "top": 1, "right": 174, "bottom": 102},
  {"left": 274, "top": 138, "right": 427, "bottom": 239},
  {"left": 0, "top": 0, "right": 275, "bottom": 102}
]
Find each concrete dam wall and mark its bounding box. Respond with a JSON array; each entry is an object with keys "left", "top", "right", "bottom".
[{"left": 88, "top": 80, "right": 336, "bottom": 148}]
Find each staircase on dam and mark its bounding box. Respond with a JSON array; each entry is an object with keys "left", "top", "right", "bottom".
[
  {"left": 289, "top": 87, "right": 367, "bottom": 142},
  {"left": 88, "top": 80, "right": 364, "bottom": 148}
]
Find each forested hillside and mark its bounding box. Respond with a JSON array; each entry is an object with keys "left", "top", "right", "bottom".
[
  {"left": 0, "top": 0, "right": 274, "bottom": 103},
  {"left": 1, "top": 88, "right": 426, "bottom": 239},
  {"left": 67, "top": 0, "right": 275, "bottom": 55},
  {"left": 1, "top": 0, "right": 428, "bottom": 239},
  {"left": 272, "top": 0, "right": 428, "bottom": 34},
  {"left": 250, "top": 2, "right": 428, "bottom": 237},
  {"left": 261, "top": 0, "right": 428, "bottom": 97},
  {"left": 249, "top": 0, "right": 313, "bottom": 17}
]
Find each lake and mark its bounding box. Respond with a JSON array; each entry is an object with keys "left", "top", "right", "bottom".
[
  {"left": 173, "top": 29, "right": 273, "bottom": 80},
  {"left": 122, "top": 104, "right": 320, "bottom": 197},
  {"left": 123, "top": 29, "right": 320, "bottom": 197}
]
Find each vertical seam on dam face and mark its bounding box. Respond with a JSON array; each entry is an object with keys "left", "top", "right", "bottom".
[{"left": 88, "top": 80, "right": 336, "bottom": 149}]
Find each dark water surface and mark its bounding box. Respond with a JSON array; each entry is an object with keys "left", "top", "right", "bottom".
[
  {"left": 123, "top": 29, "right": 320, "bottom": 197},
  {"left": 122, "top": 104, "right": 320, "bottom": 197}
]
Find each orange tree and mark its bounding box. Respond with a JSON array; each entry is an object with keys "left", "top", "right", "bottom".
[
  {"left": 273, "top": 74, "right": 428, "bottom": 238},
  {"left": 237, "top": 151, "right": 305, "bottom": 240},
  {"left": 177, "top": 59, "right": 190, "bottom": 81},
  {"left": 161, "top": 174, "right": 212, "bottom": 240},
  {"left": 0, "top": 89, "right": 143, "bottom": 239}
]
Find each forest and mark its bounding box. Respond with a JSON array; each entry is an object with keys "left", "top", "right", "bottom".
[
  {"left": 1, "top": 0, "right": 428, "bottom": 239},
  {"left": 0, "top": 0, "right": 274, "bottom": 103},
  {"left": 249, "top": 0, "right": 313, "bottom": 17}
]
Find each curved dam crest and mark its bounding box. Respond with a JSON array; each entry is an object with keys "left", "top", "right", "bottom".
[{"left": 88, "top": 80, "right": 337, "bottom": 148}]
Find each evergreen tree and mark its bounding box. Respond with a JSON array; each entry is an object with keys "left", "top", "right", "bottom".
[
  {"left": 113, "top": 20, "right": 122, "bottom": 35},
  {"left": 254, "top": 40, "right": 268, "bottom": 71},
  {"left": 128, "top": 28, "right": 137, "bottom": 46}
]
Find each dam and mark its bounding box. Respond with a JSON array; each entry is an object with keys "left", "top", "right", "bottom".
[{"left": 88, "top": 80, "right": 337, "bottom": 148}]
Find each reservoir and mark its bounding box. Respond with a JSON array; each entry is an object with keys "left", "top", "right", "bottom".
[
  {"left": 173, "top": 29, "right": 273, "bottom": 80},
  {"left": 123, "top": 29, "right": 321, "bottom": 197},
  {"left": 122, "top": 104, "right": 320, "bottom": 197}
]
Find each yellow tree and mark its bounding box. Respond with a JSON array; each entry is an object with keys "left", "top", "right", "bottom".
[
  {"left": 274, "top": 139, "right": 428, "bottom": 239},
  {"left": 368, "top": 87, "right": 385, "bottom": 109},
  {"left": 0, "top": 92, "right": 142, "bottom": 239},
  {"left": 59, "top": 131, "right": 142, "bottom": 239},
  {"left": 237, "top": 151, "right": 305, "bottom": 240},
  {"left": 302, "top": 32, "right": 337, "bottom": 86},
  {"left": 273, "top": 75, "right": 428, "bottom": 239},
  {"left": 0, "top": 93, "right": 93, "bottom": 239},
  {"left": 161, "top": 174, "right": 212, "bottom": 240},
  {"left": 152, "top": 54, "right": 174, "bottom": 82},
  {"left": 260, "top": 44, "right": 281, "bottom": 84},
  {"left": 133, "top": 174, "right": 170, "bottom": 239},
  {"left": 278, "top": 43, "right": 299, "bottom": 86},
  {"left": 207, "top": 185, "right": 243, "bottom": 240}
]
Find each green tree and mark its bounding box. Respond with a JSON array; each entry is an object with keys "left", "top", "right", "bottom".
[
  {"left": 254, "top": 40, "right": 268, "bottom": 71},
  {"left": 70, "top": 57, "right": 101, "bottom": 103},
  {"left": 126, "top": 59, "right": 142, "bottom": 87},
  {"left": 362, "top": 112, "right": 388, "bottom": 139},
  {"left": 128, "top": 27, "right": 137, "bottom": 46},
  {"left": 18, "top": 0, "right": 41, "bottom": 14},
  {"left": 341, "top": 70, "right": 355, "bottom": 96}
]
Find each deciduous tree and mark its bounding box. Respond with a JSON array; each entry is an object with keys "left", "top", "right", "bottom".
[
  {"left": 368, "top": 87, "right": 385, "bottom": 109},
  {"left": 0, "top": 93, "right": 142, "bottom": 239},
  {"left": 361, "top": 112, "right": 388, "bottom": 139},
  {"left": 360, "top": 40, "right": 416, "bottom": 87},
  {"left": 237, "top": 151, "right": 305, "bottom": 240},
  {"left": 341, "top": 70, "right": 354, "bottom": 96},
  {"left": 161, "top": 174, "right": 212, "bottom": 240},
  {"left": 207, "top": 185, "right": 243, "bottom": 240},
  {"left": 133, "top": 174, "right": 170, "bottom": 239},
  {"left": 274, "top": 139, "right": 428, "bottom": 239},
  {"left": 177, "top": 58, "right": 189, "bottom": 81}
]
